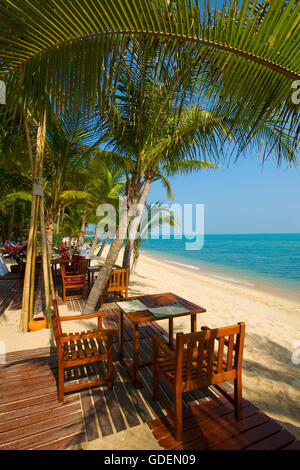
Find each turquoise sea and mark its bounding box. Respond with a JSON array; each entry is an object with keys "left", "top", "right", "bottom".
[{"left": 140, "top": 234, "right": 300, "bottom": 302}]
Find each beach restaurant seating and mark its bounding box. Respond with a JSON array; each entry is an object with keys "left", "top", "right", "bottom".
[
  {"left": 67, "top": 255, "right": 90, "bottom": 274},
  {"left": 60, "top": 263, "right": 87, "bottom": 302},
  {"left": 100, "top": 268, "right": 129, "bottom": 307},
  {"left": 51, "top": 299, "right": 116, "bottom": 402},
  {"left": 152, "top": 322, "right": 245, "bottom": 441}
]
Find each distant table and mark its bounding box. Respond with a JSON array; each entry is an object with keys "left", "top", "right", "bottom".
[
  {"left": 88, "top": 264, "right": 123, "bottom": 290},
  {"left": 117, "top": 292, "right": 206, "bottom": 388},
  {"left": 51, "top": 258, "right": 72, "bottom": 284},
  {"left": 88, "top": 265, "right": 102, "bottom": 290}
]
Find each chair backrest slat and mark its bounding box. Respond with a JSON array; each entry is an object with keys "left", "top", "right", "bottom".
[
  {"left": 206, "top": 336, "right": 215, "bottom": 376},
  {"left": 196, "top": 339, "right": 206, "bottom": 379},
  {"left": 186, "top": 342, "right": 194, "bottom": 386},
  {"left": 226, "top": 334, "right": 234, "bottom": 371},
  {"left": 217, "top": 336, "right": 225, "bottom": 374}
]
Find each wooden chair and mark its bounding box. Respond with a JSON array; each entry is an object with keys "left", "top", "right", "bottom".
[
  {"left": 51, "top": 298, "right": 116, "bottom": 402},
  {"left": 152, "top": 322, "right": 245, "bottom": 441},
  {"left": 67, "top": 256, "right": 90, "bottom": 274},
  {"left": 60, "top": 263, "right": 87, "bottom": 301},
  {"left": 100, "top": 268, "right": 129, "bottom": 307}
]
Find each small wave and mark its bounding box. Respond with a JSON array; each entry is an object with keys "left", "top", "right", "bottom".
[
  {"left": 162, "top": 259, "right": 201, "bottom": 271},
  {"left": 161, "top": 258, "right": 254, "bottom": 287},
  {"left": 206, "top": 273, "right": 254, "bottom": 287}
]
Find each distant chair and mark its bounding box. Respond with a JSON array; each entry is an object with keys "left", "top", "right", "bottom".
[
  {"left": 60, "top": 263, "right": 87, "bottom": 302},
  {"left": 66, "top": 255, "right": 86, "bottom": 274},
  {"left": 100, "top": 268, "right": 129, "bottom": 307},
  {"left": 152, "top": 322, "right": 246, "bottom": 441},
  {"left": 51, "top": 298, "right": 116, "bottom": 402}
]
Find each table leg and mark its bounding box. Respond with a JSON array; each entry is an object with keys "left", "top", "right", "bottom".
[
  {"left": 191, "top": 314, "right": 197, "bottom": 333},
  {"left": 133, "top": 324, "right": 142, "bottom": 388},
  {"left": 118, "top": 309, "right": 124, "bottom": 361},
  {"left": 169, "top": 318, "right": 174, "bottom": 350}
]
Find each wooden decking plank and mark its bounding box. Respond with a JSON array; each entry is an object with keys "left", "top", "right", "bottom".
[
  {"left": 208, "top": 420, "right": 282, "bottom": 450},
  {"left": 168, "top": 411, "right": 271, "bottom": 450},
  {"left": 0, "top": 402, "right": 81, "bottom": 433},
  {"left": 116, "top": 355, "right": 153, "bottom": 423},
  {"left": 246, "top": 429, "right": 296, "bottom": 450},
  {"left": 79, "top": 389, "right": 99, "bottom": 442},
  {"left": 281, "top": 440, "right": 300, "bottom": 450},
  {"left": 0, "top": 420, "right": 85, "bottom": 450},
  {"left": 112, "top": 369, "right": 141, "bottom": 428},
  {"left": 0, "top": 410, "right": 83, "bottom": 448},
  {"left": 30, "top": 431, "right": 86, "bottom": 450},
  {"left": 154, "top": 402, "right": 256, "bottom": 447},
  {"left": 91, "top": 387, "right": 114, "bottom": 437},
  {"left": 103, "top": 387, "right": 127, "bottom": 434},
  {"left": 0, "top": 394, "right": 79, "bottom": 423}
]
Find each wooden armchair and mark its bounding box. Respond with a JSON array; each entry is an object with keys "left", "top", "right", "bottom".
[
  {"left": 152, "top": 322, "right": 245, "bottom": 441},
  {"left": 51, "top": 298, "right": 116, "bottom": 402},
  {"left": 60, "top": 263, "right": 87, "bottom": 301},
  {"left": 100, "top": 268, "right": 129, "bottom": 307}
]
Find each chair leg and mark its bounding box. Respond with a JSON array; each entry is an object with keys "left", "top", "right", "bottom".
[
  {"left": 234, "top": 375, "right": 243, "bottom": 420},
  {"left": 58, "top": 361, "right": 65, "bottom": 402},
  {"left": 174, "top": 388, "right": 183, "bottom": 441},
  {"left": 107, "top": 337, "right": 114, "bottom": 389},
  {"left": 152, "top": 344, "right": 159, "bottom": 400}
]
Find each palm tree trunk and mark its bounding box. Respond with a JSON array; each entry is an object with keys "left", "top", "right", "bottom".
[
  {"left": 98, "top": 232, "right": 110, "bottom": 257},
  {"left": 122, "top": 179, "right": 151, "bottom": 272},
  {"left": 7, "top": 201, "right": 15, "bottom": 241},
  {"left": 83, "top": 200, "right": 133, "bottom": 314},
  {"left": 78, "top": 205, "right": 88, "bottom": 249},
  {"left": 89, "top": 229, "right": 98, "bottom": 258}
]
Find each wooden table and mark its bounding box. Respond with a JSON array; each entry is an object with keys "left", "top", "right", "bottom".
[
  {"left": 88, "top": 265, "right": 102, "bottom": 290},
  {"left": 88, "top": 264, "right": 123, "bottom": 290},
  {"left": 51, "top": 258, "right": 72, "bottom": 284},
  {"left": 117, "top": 292, "right": 206, "bottom": 388}
]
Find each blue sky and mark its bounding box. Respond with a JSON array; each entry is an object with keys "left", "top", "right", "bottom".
[{"left": 148, "top": 153, "right": 300, "bottom": 234}]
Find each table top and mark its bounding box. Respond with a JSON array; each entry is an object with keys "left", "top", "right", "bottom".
[
  {"left": 117, "top": 292, "right": 206, "bottom": 324},
  {"left": 51, "top": 258, "right": 72, "bottom": 264},
  {"left": 88, "top": 265, "right": 102, "bottom": 272}
]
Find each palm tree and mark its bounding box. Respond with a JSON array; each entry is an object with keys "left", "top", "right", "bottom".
[
  {"left": 1, "top": 0, "right": 299, "bottom": 319},
  {"left": 131, "top": 201, "right": 181, "bottom": 273},
  {"left": 1, "top": 1, "right": 299, "bottom": 142},
  {"left": 83, "top": 35, "right": 297, "bottom": 313}
]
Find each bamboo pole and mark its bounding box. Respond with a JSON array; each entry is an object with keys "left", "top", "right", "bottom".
[
  {"left": 29, "top": 196, "right": 40, "bottom": 322},
  {"left": 19, "top": 195, "right": 37, "bottom": 332}
]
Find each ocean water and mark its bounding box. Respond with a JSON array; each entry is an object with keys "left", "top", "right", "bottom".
[{"left": 140, "top": 234, "right": 300, "bottom": 301}]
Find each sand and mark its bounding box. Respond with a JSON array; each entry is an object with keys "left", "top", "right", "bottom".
[{"left": 1, "top": 250, "right": 300, "bottom": 447}]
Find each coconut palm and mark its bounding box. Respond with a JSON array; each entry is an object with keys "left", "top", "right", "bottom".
[
  {"left": 1, "top": 0, "right": 299, "bottom": 319},
  {"left": 131, "top": 201, "right": 181, "bottom": 273},
  {"left": 83, "top": 34, "right": 298, "bottom": 313},
  {"left": 1, "top": 0, "right": 299, "bottom": 143}
]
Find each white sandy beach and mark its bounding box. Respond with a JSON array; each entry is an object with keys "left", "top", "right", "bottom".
[{"left": 1, "top": 249, "right": 300, "bottom": 446}]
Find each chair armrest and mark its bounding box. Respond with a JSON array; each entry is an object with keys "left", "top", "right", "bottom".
[
  {"left": 152, "top": 334, "right": 175, "bottom": 362},
  {"left": 59, "top": 312, "right": 106, "bottom": 322}
]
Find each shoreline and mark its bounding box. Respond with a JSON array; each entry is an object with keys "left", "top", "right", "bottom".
[{"left": 141, "top": 248, "right": 300, "bottom": 304}]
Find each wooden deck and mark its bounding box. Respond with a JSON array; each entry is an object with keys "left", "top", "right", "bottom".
[{"left": 0, "top": 279, "right": 299, "bottom": 450}]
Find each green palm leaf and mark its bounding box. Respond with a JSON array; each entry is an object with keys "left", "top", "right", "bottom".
[{"left": 0, "top": 0, "right": 299, "bottom": 147}]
